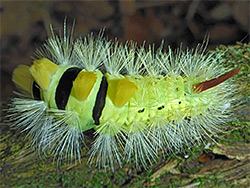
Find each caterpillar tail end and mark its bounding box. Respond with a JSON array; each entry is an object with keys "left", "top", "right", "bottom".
[{"left": 193, "top": 68, "right": 239, "bottom": 93}]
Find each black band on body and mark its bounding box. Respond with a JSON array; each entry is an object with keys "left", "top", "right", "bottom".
[
  {"left": 32, "top": 81, "right": 41, "bottom": 100},
  {"left": 92, "top": 76, "right": 108, "bottom": 125},
  {"left": 55, "top": 67, "right": 82, "bottom": 110},
  {"left": 83, "top": 128, "right": 95, "bottom": 138}
]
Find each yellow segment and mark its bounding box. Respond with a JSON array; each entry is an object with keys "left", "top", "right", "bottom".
[
  {"left": 29, "top": 58, "right": 58, "bottom": 90},
  {"left": 12, "top": 65, "right": 33, "bottom": 92},
  {"left": 107, "top": 78, "right": 138, "bottom": 107},
  {"left": 72, "top": 71, "right": 97, "bottom": 101}
]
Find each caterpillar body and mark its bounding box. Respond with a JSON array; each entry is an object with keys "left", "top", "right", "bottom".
[{"left": 9, "top": 29, "right": 239, "bottom": 170}]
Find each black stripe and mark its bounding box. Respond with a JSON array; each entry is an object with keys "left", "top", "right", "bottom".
[
  {"left": 83, "top": 128, "right": 96, "bottom": 138},
  {"left": 92, "top": 76, "right": 108, "bottom": 125},
  {"left": 32, "top": 81, "right": 41, "bottom": 100},
  {"left": 55, "top": 67, "right": 82, "bottom": 110}
]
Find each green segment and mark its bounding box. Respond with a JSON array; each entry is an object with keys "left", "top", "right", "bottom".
[
  {"left": 99, "top": 74, "right": 213, "bottom": 133},
  {"left": 66, "top": 71, "right": 103, "bottom": 131},
  {"left": 41, "top": 66, "right": 103, "bottom": 132},
  {"left": 40, "top": 65, "right": 213, "bottom": 133}
]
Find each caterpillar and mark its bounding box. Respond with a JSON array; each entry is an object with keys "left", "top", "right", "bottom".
[{"left": 9, "top": 26, "right": 239, "bottom": 171}]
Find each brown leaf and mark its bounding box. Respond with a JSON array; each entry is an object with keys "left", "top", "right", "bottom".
[{"left": 212, "top": 143, "right": 250, "bottom": 160}]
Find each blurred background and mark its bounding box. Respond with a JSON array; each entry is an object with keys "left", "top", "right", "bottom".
[{"left": 0, "top": 0, "right": 249, "bottom": 101}]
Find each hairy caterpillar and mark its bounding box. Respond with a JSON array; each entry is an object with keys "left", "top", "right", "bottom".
[{"left": 9, "top": 26, "right": 239, "bottom": 170}]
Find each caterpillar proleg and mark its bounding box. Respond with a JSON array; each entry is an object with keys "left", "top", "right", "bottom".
[{"left": 8, "top": 25, "right": 239, "bottom": 170}]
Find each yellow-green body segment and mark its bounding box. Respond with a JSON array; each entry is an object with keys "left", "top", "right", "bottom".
[{"left": 13, "top": 58, "right": 213, "bottom": 134}]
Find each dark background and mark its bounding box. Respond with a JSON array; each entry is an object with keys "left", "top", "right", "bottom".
[{"left": 1, "top": 0, "right": 249, "bottom": 101}]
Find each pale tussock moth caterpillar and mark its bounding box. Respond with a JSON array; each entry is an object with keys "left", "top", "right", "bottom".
[{"left": 8, "top": 25, "right": 240, "bottom": 170}]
